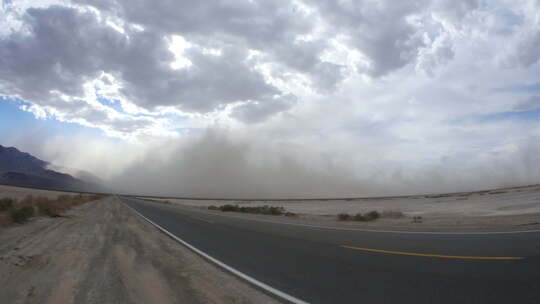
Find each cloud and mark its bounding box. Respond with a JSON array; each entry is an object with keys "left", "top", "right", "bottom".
[
  {"left": 3, "top": 0, "right": 540, "bottom": 196},
  {"left": 506, "top": 29, "right": 540, "bottom": 67},
  {"left": 231, "top": 94, "right": 298, "bottom": 124},
  {"left": 431, "top": 0, "right": 480, "bottom": 25},
  {"left": 0, "top": 0, "right": 530, "bottom": 133},
  {"left": 415, "top": 32, "right": 454, "bottom": 76},
  {"left": 513, "top": 95, "right": 540, "bottom": 111},
  {"left": 0, "top": 4, "right": 294, "bottom": 133},
  {"left": 310, "top": 1, "right": 429, "bottom": 77},
  {"left": 74, "top": 0, "right": 341, "bottom": 86}
]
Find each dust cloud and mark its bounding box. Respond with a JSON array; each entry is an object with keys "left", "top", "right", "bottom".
[
  {"left": 108, "top": 131, "right": 540, "bottom": 198},
  {"left": 110, "top": 131, "right": 375, "bottom": 198},
  {"left": 5, "top": 130, "right": 540, "bottom": 198}
]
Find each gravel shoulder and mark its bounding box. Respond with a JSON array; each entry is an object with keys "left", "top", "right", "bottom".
[{"left": 0, "top": 196, "right": 278, "bottom": 304}]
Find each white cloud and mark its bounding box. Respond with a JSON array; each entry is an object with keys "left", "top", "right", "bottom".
[{"left": 3, "top": 0, "right": 540, "bottom": 195}]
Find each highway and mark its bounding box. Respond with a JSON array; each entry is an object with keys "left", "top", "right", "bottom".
[{"left": 121, "top": 197, "right": 540, "bottom": 304}]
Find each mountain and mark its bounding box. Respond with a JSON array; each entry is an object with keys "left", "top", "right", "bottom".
[
  {"left": 0, "top": 145, "right": 105, "bottom": 192},
  {"left": 47, "top": 164, "right": 105, "bottom": 185}
]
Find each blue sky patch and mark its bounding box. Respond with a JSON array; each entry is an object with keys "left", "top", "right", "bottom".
[
  {"left": 494, "top": 82, "right": 540, "bottom": 94},
  {"left": 477, "top": 107, "right": 540, "bottom": 123},
  {"left": 0, "top": 97, "right": 105, "bottom": 138}
]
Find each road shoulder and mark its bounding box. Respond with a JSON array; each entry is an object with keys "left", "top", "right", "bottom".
[{"left": 0, "top": 197, "right": 278, "bottom": 304}]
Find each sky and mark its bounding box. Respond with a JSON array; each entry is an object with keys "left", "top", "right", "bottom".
[{"left": 1, "top": 0, "right": 540, "bottom": 197}]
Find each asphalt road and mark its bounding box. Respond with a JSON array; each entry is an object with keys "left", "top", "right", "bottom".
[{"left": 121, "top": 197, "right": 540, "bottom": 304}]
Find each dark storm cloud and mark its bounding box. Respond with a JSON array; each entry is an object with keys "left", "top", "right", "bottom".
[
  {"left": 309, "top": 0, "right": 480, "bottom": 77},
  {"left": 0, "top": 0, "right": 533, "bottom": 129},
  {"left": 310, "top": 0, "right": 428, "bottom": 77},
  {"left": 0, "top": 0, "right": 487, "bottom": 127},
  {"left": 75, "top": 0, "right": 349, "bottom": 92},
  {"left": 0, "top": 5, "right": 290, "bottom": 123}
]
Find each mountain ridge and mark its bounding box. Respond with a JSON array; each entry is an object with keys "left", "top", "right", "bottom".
[{"left": 0, "top": 145, "right": 104, "bottom": 192}]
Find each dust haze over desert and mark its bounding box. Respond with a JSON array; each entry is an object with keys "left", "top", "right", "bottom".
[
  {"left": 2, "top": 0, "right": 540, "bottom": 198},
  {"left": 4, "top": 128, "right": 540, "bottom": 198}
]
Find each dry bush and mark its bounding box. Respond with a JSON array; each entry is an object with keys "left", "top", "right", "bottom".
[
  {"left": 208, "top": 204, "right": 292, "bottom": 216},
  {"left": 0, "top": 214, "right": 12, "bottom": 227},
  {"left": 338, "top": 213, "right": 351, "bottom": 221},
  {"left": 338, "top": 211, "right": 381, "bottom": 222},
  {"left": 11, "top": 206, "right": 35, "bottom": 223},
  {"left": 0, "top": 198, "right": 14, "bottom": 212},
  {"left": 412, "top": 216, "right": 423, "bottom": 223},
  {"left": 37, "top": 197, "right": 69, "bottom": 217},
  {"left": 1, "top": 193, "right": 106, "bottom": 225},
  {"left": 364, "top": 211, "right": 380, "bottom": 221},
  {"left": 20, "top": 195, "right": 34, "bottom": 205},
  {"left": 381, "top": 210, "right": 405, "bottom": 219}
]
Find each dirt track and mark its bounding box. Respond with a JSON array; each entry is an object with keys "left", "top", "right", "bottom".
[{"left": 0, "top": 197, "right": 277, "bottom": 304}]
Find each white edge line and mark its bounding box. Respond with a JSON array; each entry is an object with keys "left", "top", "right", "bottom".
[
  {"left": 153, "top": 203, "right": 540, "bottom": 235},
  {"left": 122, "top": 200, "right": 309, "bottom": 304}
]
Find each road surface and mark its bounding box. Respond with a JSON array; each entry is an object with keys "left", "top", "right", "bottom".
[{"left": 121, "top": 197, "right": 540, "bottom": 304}]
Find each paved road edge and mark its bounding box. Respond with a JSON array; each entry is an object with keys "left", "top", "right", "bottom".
[{"left": 121, "top": 199, "right": 309, "bottom": 304}]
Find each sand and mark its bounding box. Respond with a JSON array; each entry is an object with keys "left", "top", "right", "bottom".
[
  {"left": 142, "top": 184, "right": 540, "bottom": 232},
  {"left": 0, "top": 195, "right": 278, "bottom": 304},
  {"left": 0, "top": 184, "right": 77, "bottom": 200},
  {"left": 149, "top": 184, "right": 540, "bottom": 217}
]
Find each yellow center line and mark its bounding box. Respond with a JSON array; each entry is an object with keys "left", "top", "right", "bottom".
[{"left": 341, "top": 245, "right": 524, "bottom": 260}]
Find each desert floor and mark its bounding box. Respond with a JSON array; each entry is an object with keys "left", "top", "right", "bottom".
[
  {"left": 0, "top": 192, "right": 277, "bottom": 304},
  {"left": 144, "top": 184, "right": 540, "bottom": 232}
]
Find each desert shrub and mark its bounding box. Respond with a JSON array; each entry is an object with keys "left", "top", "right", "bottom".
[
  {"left": 34, "top": 194, "right": 105, "bottom": 218},
  {"left": 220, "top": 204, "right": 240, "bottom": 212},
  {"left": 37, "top": 201, "right": 65, "bottom": 217},
  {"left": 0, "top": 198, "right": 14, "bottom": 212},
  {"left": 338, "top": 213, "right": 351, "bottom": 221},
  {"left": 69, "top": 194, "right": 106, "bottom": 206},
  {"left": 238, "top": 206, "right": 249, "bottom": 213},
  {"left": 210, "top": 204, "right": 289, "bottom": 216},
  {"left": 353, "top": 213, "right": 366, "bottom": 221},
  {"left": 1, "top": 194, "right": 105, "bottom": 226},
  {"left": 33, "top": 196, "right": 70, "bottom": 217},
  {"left": 0, "top": 214, "right": 12, "bottom": 226},
  {"left": 57, "top": 195, "right": 71, "bottom": 202},
  {"left": 20, "top": 195, "right": 34, "bottom": 205},
  {"left": 71, "top": 194, "right": 86, "bottom": 205},
  {"left": 267, "top": 206, "right": 285, "bottom": 215},
  {"left": 242, "top": 205, "right": 285, "bottom": 215},
  {"left": 364, "top": 211, "right": 380, "bottom": 221},
  {"left": 10, "top": 206, "right": 35, "bottom": 223},
  {"left": 382, "top": 210, "right": 405, "bottom": 219},
  {"left": 339, "top": 211, "right": 380, "bottom": 222}
]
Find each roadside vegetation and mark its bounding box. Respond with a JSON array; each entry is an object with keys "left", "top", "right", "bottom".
[
  {"left": 337, "top": 210, "right": 405, "bottom": 222},
  {"left": 208, "top": 204, "right": 297, "bottom": 217},
  {"left": 0, "top": 194, "right": 106, "bottom": 226},
  {"left": 337, "top": 211, "right": 381, "bottom": 222}
]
